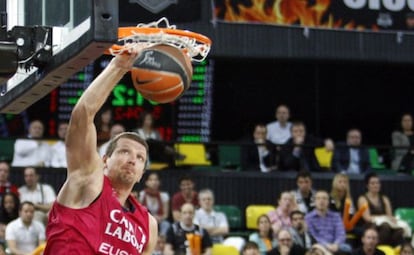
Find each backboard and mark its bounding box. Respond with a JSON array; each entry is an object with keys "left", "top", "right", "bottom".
[{"left": 0, "top": 0, "right": 118, "bottom": 114}]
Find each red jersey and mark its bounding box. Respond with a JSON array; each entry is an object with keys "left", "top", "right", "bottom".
[{"left": 44, "top": 176, "right": 149, "bottom": 255}]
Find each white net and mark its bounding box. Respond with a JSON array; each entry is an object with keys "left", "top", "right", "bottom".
[{"left": 109, "top": 18, "right": 211, "bottom": 62}]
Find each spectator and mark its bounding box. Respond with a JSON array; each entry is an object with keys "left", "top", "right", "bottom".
[
  {"left": 305, "top": 190, "right": 351, "bottom": 254},
  {"left": 138, "top": 172, "right": 171, "bottom": 236},
  {"left": 171, "top": 175, "right": 198, "bottom": 222},
  {"left": 153, "top": 235, "right": 167, "bottom": 255},
  {"left": 18, "top": 167, "right": 56, "bottom": 226},
  {"left": 5, "top": 201, "right": 45, "bottom": 255},
  {"left": 242, "top": 241, "right": 261, "bottom": 255},
  {"left": 133, "top": 111, "right": 184, "bottom": 167},
  {"left": 0, "top": 192, "right": 19, "bottom": 224},
  {"left": 48, "top": 121, "right": 69, "bottom": 168},
  {"left": 288, "top": 210, "right": 314, "bottom": 250},
  {"left": 357, "top": 173, "right": 405, "bottom": 246},
  {"left": 11, "top": 119, "right": 51, "bottom": 167},
  {"left": 194, "top": 189, "right": 229, "bottom": 244},
  {"left": 266, "top": 104, "right": 292, "bottom": 145},
  {"left": 99, "top": 123, "right": 126, "bottom": 157},
  {"left": 351, "top": 227, "right": 385, "bottom": 255},
  {"left": 95, "top": 106, "right": 113, "bottom": 146},
  {"left": 267, "top": 229, "right": 306, "bottom": 255},
  {"left": 248, "top": 214, "right": 277, "bottom": 255},
  {"left": 400, "top": 241, "right": 414, "bottom": 255},
  {"left": 279, "top": 121, "right": 333, "bottom": 172},
  {"left": 329, "top": 173, "right": 355, "bottom": 217},
  {"left": 242, "top": 123, "right": 277, "bottom": 172},
  {"left": 292, "top": 171, "right": 316, "bottom": 214},
  {"left": 267, "top": 191, "right": 296, "bottom": 237},
  {"left": 0, "top": 161, "right": 19, "bottom": 202},
  {"left": 391, "top": 113, "right": 414, "bottom": 171},
  {"left": 332, "top": 129, "right": 371, "bottom": 174},
  {"left": 164, "top": 203, "right": 212, "bottom": 255}
]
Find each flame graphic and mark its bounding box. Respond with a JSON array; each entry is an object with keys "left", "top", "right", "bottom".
[{"left": 216, "top": 0, "right": 374, "bottom": 30}]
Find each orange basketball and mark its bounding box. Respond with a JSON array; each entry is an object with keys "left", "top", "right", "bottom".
[{"left": 130, "top": 44, "right": 193, "bottom": 103}]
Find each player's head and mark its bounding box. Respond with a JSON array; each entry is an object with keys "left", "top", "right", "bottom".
[
  {"left": 103, "top": 132, "right": 149, "bottom": 185},
  {"left": 105, "top": 132, "right": 148, "bottom": 158}
]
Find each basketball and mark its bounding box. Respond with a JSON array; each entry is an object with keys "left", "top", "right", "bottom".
[{"left": 130, "top": 44, "right": 193, "bottom": 103}]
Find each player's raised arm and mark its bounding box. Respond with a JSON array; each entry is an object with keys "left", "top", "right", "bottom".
[{"left": 66, "top": 51, "right": 138, "bottom": 175}]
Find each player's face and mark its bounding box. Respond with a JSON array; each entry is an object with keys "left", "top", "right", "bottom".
[{"left": 105, "top": 138, "right": 147, "bottom": 185}]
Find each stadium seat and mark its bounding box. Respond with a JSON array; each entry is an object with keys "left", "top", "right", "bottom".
[
  {"left": 245, "top": 204, "right": 276, "bottom": 229},
  {"left": 214, "top": 205, "right": 242, "bottom": 230},
  {"left": 314, "top": 146, "right": 333, "bottom": 170},
  {"left": 377, "top": 245, "right": 398, "bottom": 255},
  {"left": 369, "top": 147, "right": 386, "bottom": 169},
  {"left": 174, "top": 143, "right": 211, "bottom": 166},
  {"left": 395, "top": 207, "right": 414, "bottom": 231},
  {"left": 212, "top": 244, "right": 240, "bottom": 255},
  {"left": 218, "top": 145, "right": 241, "bottom": 170},
  {"left": 0, "top": 138, "right": 15, "bottom": 162}
]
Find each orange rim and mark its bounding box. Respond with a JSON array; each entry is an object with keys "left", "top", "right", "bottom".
[{"left": 105, "top": 27, "right": 212, "bottom": 55}]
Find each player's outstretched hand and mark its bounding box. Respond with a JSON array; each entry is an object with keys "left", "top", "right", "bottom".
[{"left": 109, "top": 47, "right": 140, "bottom": 72}]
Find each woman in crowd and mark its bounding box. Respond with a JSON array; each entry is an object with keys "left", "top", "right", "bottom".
[
  {"left": 0, "top": 192, "right": 20, "bottom": 224},
  {"left": 391, "top": 113, "right": 414, "bottom": 171},
  {"left": 138, "top": 172, "right": 171, "bottom": 236},
  {"left": 330, "top": 173, "right": 355, "bottom": 216},
  {"left": 357, "top": 172, "right": 405, "bottom": 246},
  {"left": 248, "top": 214, "right": 277, "bottom": 255}
]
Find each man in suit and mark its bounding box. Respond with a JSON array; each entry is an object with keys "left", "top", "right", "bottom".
[{"left": 332, "top": 128, "right": 371, "bottom": 174}]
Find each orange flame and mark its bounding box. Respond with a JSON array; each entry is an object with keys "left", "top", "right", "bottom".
[{"left": 216, "top": 0, "right": 371, "bottom": 30}]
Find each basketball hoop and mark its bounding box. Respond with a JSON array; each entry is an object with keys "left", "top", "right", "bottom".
[{"left": 105, "top": 18, "right": 212, "bottom": 62}]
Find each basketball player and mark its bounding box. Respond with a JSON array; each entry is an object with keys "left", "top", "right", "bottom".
[{"left": 43, "top": 50, "right": 158, "bottom": 254}]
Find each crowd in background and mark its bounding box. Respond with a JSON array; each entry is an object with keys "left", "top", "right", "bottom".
[{"left": 1, "top": 105, "right": 414, "bottom": 255}]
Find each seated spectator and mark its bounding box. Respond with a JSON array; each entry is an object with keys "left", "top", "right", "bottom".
[
  {"left": 194, "top": 189, "right": 229, "bottom": 244},
  {"left": 18, "top": 167, "right": 56, "bottom": 226},
  {"left": 267, "top": 229, "right": 306, "bottom": 255},
  {"left": 357, "top": 173, "right": 405, "bottom": 246},
  {"left": 242, "top": 241, "right": 261, "bottom": 255},
  {"left": 279, "top": 121, "right": 334, "bottom": 172},
  {"left": 351, "top": 227, "right": 385, "bottom": 255},
  {"left": 268, "top": 191, "right": 297, "bottom": 237},
  {"left": 400, "top": 241, "right": 414, "bottom": 255},
  {"left": 292, "top": 171, "right": 316, "bottom": 214},
  {"left": 332, "top": 129, "right": 371, "bottom": 174},
  {"left": 48, "top": 121, "right": 69, "bottom": 168},
  {"left": 99, "top": 123, "right": 125, "bottom": 157},
  {"left": 95, "top": 106, "right": 113, "bottom": 147},
  {"left": 242, "top": 123, "right": 277, "bottom": 172},
  {"left": 305, "top": 190, "right": 352, "bottom": 254},
  {"left": 171, "top": 175, "right": 199, "bottom": 222},
  {"left": 11, "top": 119, "right": 51, "bottom": 167},
  {"left": 266, "top": 104, "right": 292, "bottom": 145},
  {"left": 164, "top": 203, "right": 212, "bottom": 255},
  {"left": 153, "top": 234, "right": 167, "bottom": 255},
  {"left": 133, "top": 111, "right": 184, "bottom": 167},
  {"left": 248, "top": 214, "right": 277, "bottom": 255},
  {"left": 5, "top": 201, "right": 46, "bottom": 255},
  {"left": 391, "top": 113, "right": 413, "bottom": 171},
  {"left": 288, "top": 210, "right": 315, "bottom": 250},
  {"left": 138, "top": 172, "right": 170, "bottom": 236},
  {"left": 0, "top": 192, "right": 20, "bottom": 224},
  {"left": 329, "top": 173, "right": 355, "bottom": 217},
  {"left": 0, "top": 161, "right": 19, "bottom": 202}
]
